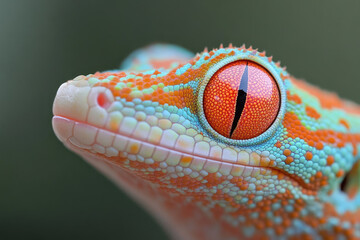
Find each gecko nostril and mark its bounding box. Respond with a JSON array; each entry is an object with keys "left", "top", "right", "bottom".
[{"left": 97, "top": 92, "right": 111, "bottom": 109}]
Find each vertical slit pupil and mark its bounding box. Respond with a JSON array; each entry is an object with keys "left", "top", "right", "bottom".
[{"left": 230, "top": 62, "right": 249, "bottom": 138}]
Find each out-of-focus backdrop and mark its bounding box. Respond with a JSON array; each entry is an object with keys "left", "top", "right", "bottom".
[{"left": 1, "top": 1, "right": 360, "bottom": 239}]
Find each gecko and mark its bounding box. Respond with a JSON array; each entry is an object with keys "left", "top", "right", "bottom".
[{"left": 52, "top": 44, "right": 360, "bottom": 240}]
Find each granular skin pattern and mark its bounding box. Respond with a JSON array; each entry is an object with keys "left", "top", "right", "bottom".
[{"left": 52, "top": 44, "right": 360, "bottom": 240}]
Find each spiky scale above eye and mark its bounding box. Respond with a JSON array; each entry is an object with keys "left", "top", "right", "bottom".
[{"left": 203, "top": 60, "right": 280, "bottom": 140}]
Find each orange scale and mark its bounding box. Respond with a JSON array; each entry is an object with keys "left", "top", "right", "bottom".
[
  {"left": 336, "top": 170, "right": 344, "bottom": 178},
  {"left": 305, "top": 106, "right": 321, "bottom": 119},
  {"left": 283, "top": 149, "right": 292, "bottom": 156},
  {"left": 316, "top": 142, "right": 324, "bottom": 150},
  {"left": 328, "top": 137, "right": 336, "bottom": 144},
  {"left": 285, "top": 156, "right": 294, "bottom": 164}
]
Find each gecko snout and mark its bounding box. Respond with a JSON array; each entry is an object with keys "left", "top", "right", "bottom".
[{"left": 52, "top": 76, "right": 115, "bottom": 145}]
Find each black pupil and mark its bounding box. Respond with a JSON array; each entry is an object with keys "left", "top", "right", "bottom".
[{"left": 230, "top": 62, "right": 249, "bottom": 137}]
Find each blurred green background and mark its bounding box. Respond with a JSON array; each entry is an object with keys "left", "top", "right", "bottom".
[{"left": 1, "top": 0, "right": 360, "bottom": 239}]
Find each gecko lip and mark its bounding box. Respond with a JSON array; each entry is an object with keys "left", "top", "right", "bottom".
[
  {"left": 52, "top": 79, "right": 316, "bottom": 192},
  {"left": 52, "top": 115, "right": 316, "bottom": 192}
]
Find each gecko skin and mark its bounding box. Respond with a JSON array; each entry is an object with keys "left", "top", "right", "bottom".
[{"left": 52, "top": 44, "right": 360, "bottom": 240}]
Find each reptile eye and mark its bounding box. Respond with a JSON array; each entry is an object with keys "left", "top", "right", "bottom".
[{"left": 202, "top": 60, "right": 280, "bottom": 140}]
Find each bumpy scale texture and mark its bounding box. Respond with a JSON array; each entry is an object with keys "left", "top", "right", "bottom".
[{"left": 53, "top": 44, "right": 360, "bottom": 240}]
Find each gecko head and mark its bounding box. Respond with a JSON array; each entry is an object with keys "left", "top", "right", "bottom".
[{"left": 53, "top": 44, "right": 360, "bottom": 209}]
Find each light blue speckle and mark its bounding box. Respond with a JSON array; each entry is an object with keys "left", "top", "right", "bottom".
[{"left": 176, "top": 63, "right": 192, "bottom": 75}]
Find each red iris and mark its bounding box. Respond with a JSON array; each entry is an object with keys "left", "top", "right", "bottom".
[{"left": 203, "top": 60, "right": 280, "bottom": 140}]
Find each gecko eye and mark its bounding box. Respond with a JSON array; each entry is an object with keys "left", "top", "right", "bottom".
[{"left": 202, "top": 60, "right": 280, "bottom": 140}]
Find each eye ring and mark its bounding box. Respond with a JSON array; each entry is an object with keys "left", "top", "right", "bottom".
[{"left": 197, "top": 52, "right": 287, "bottom": 146}]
